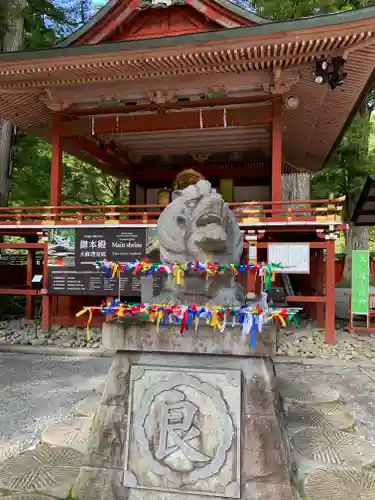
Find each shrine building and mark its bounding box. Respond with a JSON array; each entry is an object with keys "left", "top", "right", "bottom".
[{"left": 1, "top": 1, "right": 375, "bottom": 341}]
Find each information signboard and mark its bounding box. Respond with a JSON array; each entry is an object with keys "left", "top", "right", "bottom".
[
  {"left": 268, "top": 243, "right": 310, "bottom": 274},
  {"left": 48, "top": 227, "right": 162, "bottom": 297},
  {"left": 351, "top": 250, "right": 369, "bottom": 316},
  {"left": 75, "top": 228, "right": 146, "bottom": 269}
]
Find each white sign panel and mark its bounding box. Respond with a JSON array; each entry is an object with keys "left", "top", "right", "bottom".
[{"left": 268, "top": 243, "right": 310, "bottom": 274}]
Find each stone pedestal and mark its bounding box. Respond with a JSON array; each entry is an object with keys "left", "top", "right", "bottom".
[
  {"left": 72, "top": 352, "right": 297, "bottom": 500},
  {"left": 101, "top": 319, "right": 276, "bottom": 357}
]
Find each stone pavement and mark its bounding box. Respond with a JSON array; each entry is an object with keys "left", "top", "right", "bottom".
[
  {"left": 276, "top": 362, "right": 375, "bottom": 499},
  {"left": 1, "top": 353, "right": 375, "bottom": 499},
  {"left": 0, "top": 353, "right": 111, "bottom": 464}
]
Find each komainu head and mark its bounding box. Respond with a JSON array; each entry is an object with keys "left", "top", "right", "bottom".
[{"left": 157, "top": 180, "right": 243, "bottom": 265}]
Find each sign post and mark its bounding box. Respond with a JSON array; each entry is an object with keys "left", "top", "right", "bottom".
[{"left": 351, "top": 250, "right": 369, "bottom": 317}]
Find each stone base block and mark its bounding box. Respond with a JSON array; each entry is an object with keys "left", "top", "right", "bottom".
[
  {"left": 72, "top": 351, "right": 296, "bottom": 500},
  {"left": 101, "top": 319, "right": 276, "bottom": 357}
]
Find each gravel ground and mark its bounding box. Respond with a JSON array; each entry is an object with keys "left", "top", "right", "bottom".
[
  {"left": 0, "top": 319, "right": 101, "bottom": 348},
  {"left": 0, "top": 353, "right": 111, "bottom": 462},
  {"left": 277, "top": 322, "right": 375, "bottom": 361}
]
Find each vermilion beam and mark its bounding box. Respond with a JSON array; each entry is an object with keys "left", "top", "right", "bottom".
[
  {"left": 132, "top": 166, "right": 270, "bottom": 182},
  {"left": 59, "top": 106, "right": 273, "bottom": 137},
  {"left": 64, "top": 137, "right": 129, "bottom": 174},
  {"left": 66, "top": 95, "right": 273, "bottom": 116}
]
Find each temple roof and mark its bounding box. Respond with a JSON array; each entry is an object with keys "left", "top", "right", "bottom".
[
  {"left": 0, "top": 6, "right": 375, "bottom": 175},
  {"left": 58, "top": 0, "right": 267, "bottom": 47}
]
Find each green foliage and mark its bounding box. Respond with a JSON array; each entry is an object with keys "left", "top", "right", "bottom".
[
  {"left": 249, "top": 0, "right": 374, "bottom": 21},
  {"left": 11, "top": 135, "right": 52, "bottom": 206},
  {"left": 312, "top": 116, "right": 375, "bottom": 215},
  {"left": 10, "top": 135, "right": 129, "bottom": 206},
  {"left": 63, "top": 156, "right": 129, "bottom": 206},
  {"left": 5, "top": 0, "right": 130, "bottom": 208}
]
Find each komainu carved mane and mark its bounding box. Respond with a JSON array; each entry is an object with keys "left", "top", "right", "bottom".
[{"left": 153, "top": 180, "right": 244, "bottom": 305}]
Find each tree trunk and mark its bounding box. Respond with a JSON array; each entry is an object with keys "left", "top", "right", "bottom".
[
  {"left": 341, "top": 99, "right": 371, "bottom": 284},
  {"left": 0, "top": 0, "right": 27, "bottom": 207},
  {"left": 282, "top": 172, "right": 311, "bottom": 216},
  {"left": 342, "top": 224, "right": 369, "bottom": 284},
  {"left": 282, "top": 172, "right": 311, "bottom": 202}
]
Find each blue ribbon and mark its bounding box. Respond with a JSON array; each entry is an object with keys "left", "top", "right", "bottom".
[
  {"left": 145, "top": 267, "right": 154, "bottom": 277},
  {"left": 250, "top": 315, "right": 257, "bottom": 350}
]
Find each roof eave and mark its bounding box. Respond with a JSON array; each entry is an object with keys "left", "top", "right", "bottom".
[
  {"left": 1, "top": 5, "right": 375, "bottom": 64},
  {"left": 352, "top": 175, "right": 375, "bottom": 225}
]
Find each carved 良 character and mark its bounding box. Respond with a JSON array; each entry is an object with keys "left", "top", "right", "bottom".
[{"left": 155, "top": 394, "right": 210, "bottom": 463}]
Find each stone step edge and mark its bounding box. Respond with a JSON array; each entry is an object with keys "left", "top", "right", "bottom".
[
  {"left": 0, "top": 344, "right": 116, "bottom": 357},
  {"left": 0, "top": 346, "right": 373, "bottom": 368},
  {"left": 274, "top": 354, "right": 375, "bottom": 368}
]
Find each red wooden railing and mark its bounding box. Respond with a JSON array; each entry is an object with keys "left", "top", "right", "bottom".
[{"left": 0, "top": 197, "right": 345, "bottom": 227}]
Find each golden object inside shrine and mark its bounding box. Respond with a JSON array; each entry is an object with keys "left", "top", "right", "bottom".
[
  {"left": 173, "top": 169, "right": 205, "bottom": 190},
  {"left": 157, "top": 187, "right": 172, "bottom": 204}
]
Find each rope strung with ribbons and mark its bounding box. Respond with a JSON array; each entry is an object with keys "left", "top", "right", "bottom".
[
  {"left": 76, "top": 300, "right": 301, "bottom": 349},
  {"left": 95, "top": 259, "right": 282, "bottom": 286}
]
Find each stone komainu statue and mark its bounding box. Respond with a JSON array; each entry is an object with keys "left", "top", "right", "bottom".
[{"left": 153, "top": 179, "right": 244, "bottom": 306}]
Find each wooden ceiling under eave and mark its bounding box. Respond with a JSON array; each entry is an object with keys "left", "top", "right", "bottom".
[{"left": 0, "top": 7, "right": 375, "bottom": 175}]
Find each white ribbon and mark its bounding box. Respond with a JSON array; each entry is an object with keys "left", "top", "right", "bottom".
[
  {"left": 242, "top": 312, "right": 252, "bottom": 337},
  {"left": 258, "top": 313, "right": 263, "bottom": 333},
  {"left": 220, "top": 318, "right": 227, "bottom": 333}
]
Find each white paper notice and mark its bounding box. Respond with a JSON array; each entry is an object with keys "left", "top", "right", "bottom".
[
  {"left": 248, "top": 246, "right": 257, "bottom": 260},
  {"left": 268, "top": 244, "right": 310, "bottom": 274}
]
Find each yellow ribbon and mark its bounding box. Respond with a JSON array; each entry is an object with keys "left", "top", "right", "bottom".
[
  {"left": 271, "top": 313, "right": 286, "bottom": 327},
  {"left": 143, "top": 262, "right": 152, "bottom": 273},
  {"left": 172, "top": 264, "right": 184, "bottom": 285},
  {"left": 116, "top": 304, "right": 125, "bottom": 317},
  {"left": 207, "top": 310, "right": 221, "bottom": 331},
  {"left": 156, "top": 309, "right": 163, "bottom": 333},
  {"left": 76, "top": 307, "right": 93, "bottom": 341},
  {"left": 230, "top": 264, "right": 237, "bottom": 275},
  {"left": 111, "top": 263, "right": 119, "bottom": 279}
]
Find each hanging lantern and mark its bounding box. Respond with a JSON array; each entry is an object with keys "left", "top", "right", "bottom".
[{"left": 157, "top": 187, "right": 172, "bottom": 205}]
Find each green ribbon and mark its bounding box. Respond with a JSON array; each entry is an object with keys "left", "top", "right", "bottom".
[
  {"left": 264, "top": 264, "right": 273, "bottom": 291},
  {"left": 288, "top": 312, "right": 300, "bottom": 326}
]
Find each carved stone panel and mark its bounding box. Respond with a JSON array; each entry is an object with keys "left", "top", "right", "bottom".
[{"left": 123, "top": 366, "right": 241, "bottom": 498}]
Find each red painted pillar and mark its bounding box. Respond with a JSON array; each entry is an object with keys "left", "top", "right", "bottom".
[
  {"left": 271, "top": 98, "right": 283, "bottom": 205},
  {"left": 26, "top": 249, "right": 34, "bottom": 320},
  {"left": 316, "top": 250, "right": 325, "bottom": 328},
  {"left": 50, "top": 112, "right": 63, "bottom": 207},
  {"left": 42, "top": 243, "right": 51, "bottom": 332},
  {"left": 325, "top": 239, "right": 335, "bottom": 344}
]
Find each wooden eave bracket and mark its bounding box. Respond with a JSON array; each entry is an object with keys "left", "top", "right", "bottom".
[
  {"left": 40, "top": 90, "right": 72, "bottom": 111},
  {"left": 147, "top": 89, "right": 176, "bottom": 104},
  {"left": 266, "top": 69, "right": 301, "bottom": 95}
]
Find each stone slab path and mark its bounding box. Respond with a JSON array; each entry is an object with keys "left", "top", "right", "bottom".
[
  {"left": 2, "top": 354, "right": 375, "bottom": 500},
  {"left": 0, "top": 353, "right": 111, "bottom": 464},
  {"left": 276, "top": 362, "right": 375, "bottom": 499}
]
